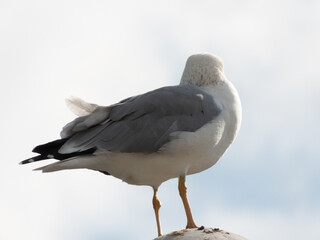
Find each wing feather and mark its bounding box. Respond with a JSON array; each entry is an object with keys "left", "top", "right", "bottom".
[{"left": 65, "top": 96, "right": 98, "bottom": 116}]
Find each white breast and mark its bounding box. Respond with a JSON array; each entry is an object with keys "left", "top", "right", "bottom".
[{"left": 181, "top": 80, "right": 242, "bottom": 175}]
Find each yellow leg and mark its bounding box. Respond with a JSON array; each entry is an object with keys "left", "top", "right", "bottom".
[
  {"left": 152, "top": 188, "right": 162, "bottom": 236},
  {"left": 178, "top": 176, "right": 198, "bottom": 229}
]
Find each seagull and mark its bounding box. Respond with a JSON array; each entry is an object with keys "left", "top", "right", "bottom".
[{"left": 20, "top": 53, "right": 242, "bottom": 237}]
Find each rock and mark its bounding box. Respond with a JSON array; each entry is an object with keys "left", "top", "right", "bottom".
[{"left": 154, "top": 227, "right": 247, "bottom": 240}]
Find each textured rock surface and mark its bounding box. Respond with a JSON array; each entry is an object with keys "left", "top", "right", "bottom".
[{"left": 154, "top": 227, "right": 247, "bottom": 240}]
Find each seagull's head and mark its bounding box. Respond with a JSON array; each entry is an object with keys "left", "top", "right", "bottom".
[{"left": 180, "top": 53, "right": 225, "bottom": 87}]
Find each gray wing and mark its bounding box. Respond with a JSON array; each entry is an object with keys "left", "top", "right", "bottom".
[{"left": 59, "top": 85, "right": 222, "bottom": 154}]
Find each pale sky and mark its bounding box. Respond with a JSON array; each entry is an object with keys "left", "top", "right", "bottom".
[{"left": 1, "top": 0, "right": 319, "bottom": 239}]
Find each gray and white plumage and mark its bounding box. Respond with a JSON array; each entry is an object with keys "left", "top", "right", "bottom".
[{"left": 21, "top": 53, "right": 242, "bottom": 189}]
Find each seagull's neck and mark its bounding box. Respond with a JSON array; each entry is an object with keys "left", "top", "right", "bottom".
[{"left": 206, "top": 80, "right": 242, "bottom": 141}]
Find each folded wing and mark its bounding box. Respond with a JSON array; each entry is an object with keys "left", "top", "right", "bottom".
[{"left": 59, "top": 85, "right": 222, "bottom": 154}]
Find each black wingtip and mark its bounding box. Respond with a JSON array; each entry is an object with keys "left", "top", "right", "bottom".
[
  {"left": 19, "top": 158, "right": 34, "bottom": 165},
  {"left": 19, "top": 155, "right": 47, "bottom": 165},
  {"left": 32, "top": 139, "right": 68, "bottom": 154}
]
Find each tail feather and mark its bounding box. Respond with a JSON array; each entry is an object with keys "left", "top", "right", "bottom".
[{"left": 33, "top": 155, "right": 108, "bottom": 174}]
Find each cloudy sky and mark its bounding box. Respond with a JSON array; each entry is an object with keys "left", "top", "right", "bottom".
[{"left": 1, "top": 0, "right": 319, "bottom": 239}]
